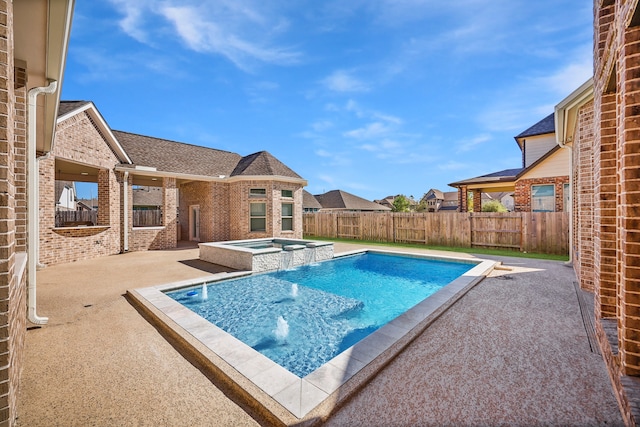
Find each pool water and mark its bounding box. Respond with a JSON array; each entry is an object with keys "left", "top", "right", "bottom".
[{"left": 167, "top": 253, "right": 473, "bottom": 377}]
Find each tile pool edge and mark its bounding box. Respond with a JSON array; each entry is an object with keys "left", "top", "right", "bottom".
[{"left": 127, "top": 250, "right": 497, "bottom": 425}]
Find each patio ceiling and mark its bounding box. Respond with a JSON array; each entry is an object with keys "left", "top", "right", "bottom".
[{"left": 54, "top": 158, "right": 100, "bottom": 183}]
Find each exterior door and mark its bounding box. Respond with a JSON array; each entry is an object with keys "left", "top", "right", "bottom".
[{"left": 189, "top": 205, "right": 200, "bottom": 241}]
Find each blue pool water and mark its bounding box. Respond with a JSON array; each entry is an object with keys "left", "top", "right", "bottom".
[{"left": 167, "top": 252, "right": 473, "bottom": 377}]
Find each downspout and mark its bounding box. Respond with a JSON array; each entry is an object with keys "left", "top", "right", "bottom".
[
  {"left": 123, "top": 171, "right": 129, "bottom": 252},
  {"left": 27, "top": 80, "right": 58, "bottom": 325},
  {"left": 558, "top": 137, "right": 573, "bottom": 265}
]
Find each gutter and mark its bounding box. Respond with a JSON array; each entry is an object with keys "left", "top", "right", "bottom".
[{"left": 27, "top": 80, "right": 58, "bottom": 325}]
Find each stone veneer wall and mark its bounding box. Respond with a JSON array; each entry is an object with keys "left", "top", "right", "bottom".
[
  {"left": 0, "top": 2, "right": 27, "bottom": 424},
  {"left": 513, "top": 176, "right": 569, "bottom": 212},
  {"left": 39, "top": 111, "right": 122, "bottom": 265}
]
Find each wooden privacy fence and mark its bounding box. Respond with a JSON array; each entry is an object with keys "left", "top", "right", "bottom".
[
  {"left": 133, "top": 209, "right": 162, "bottom": 227},
  {"left": 303, "top": 211, "right": 569, "bottom": 255},
  {"left": 55, "top": 210, "right": 97, "bottom": 227}
]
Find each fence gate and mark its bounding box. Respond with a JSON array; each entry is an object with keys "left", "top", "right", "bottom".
[{"left": 469, "top": 213, "right": 522, "bottom": 250}]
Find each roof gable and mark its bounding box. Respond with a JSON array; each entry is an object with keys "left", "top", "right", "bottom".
[
  {"left": 515, "top": 113, "right": 555, "bottom": 139},
  {"left": 58, "top": 101, "right": 132, "bottom": 164},
  {"left": 231, "top": 151, "right": 303, "bottom": 179}
]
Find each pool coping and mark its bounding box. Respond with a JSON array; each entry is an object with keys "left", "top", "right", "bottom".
[{"left": 127, "top": 249, "right": 497, "bottom": 425}]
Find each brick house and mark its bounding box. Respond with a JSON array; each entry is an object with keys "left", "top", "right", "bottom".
[
  {"left": 39, "top": 101, "right": 307, "bottom": 266},
  {"left": 0, "top": 1, "right": 75, "bottom": 425},
  {"left": 572, "top": 1, "right": 640, "bottom": 424},
  {"left": 422, "top": 188, "right": 459, "bottom": 212},
  {"left": 449, "top": 113, "right": 571, "bottom": 213}
]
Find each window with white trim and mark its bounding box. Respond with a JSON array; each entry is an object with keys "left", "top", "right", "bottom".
[
  {"left": 531, "top": 184, "right": 555, "bottom": 212},
  {"left": 281, "top": 189, "right": 293, "bottom": 198},
  {"left": 282, "top": 203, "right": 293, "bottom": 231},
  {"left": 250, "top": 188, "right": 266, "bottom": 197}
]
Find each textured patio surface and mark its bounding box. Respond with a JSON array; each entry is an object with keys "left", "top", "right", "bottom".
[{"left": 17, "top": 242, "right": 623, "bottom": 426}]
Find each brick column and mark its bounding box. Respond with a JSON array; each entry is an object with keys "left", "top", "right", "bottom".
[
  {"left": 163, "top": 177, "right": 177, "bottom": 248},
  {"left": 97, "top": 169, "right": 110, "bottom": 226},
  {"left": 472, "top": 189, "right": 482, "bottom": 212},
  {"left": 617, "top": 25, "right": 640, "bottom": 376},
  {"left": 458, "top": 186, "right": 468, "bottom": 212},
  {"left": 13, "top": 66, "right": 25, "bottom": 252}
]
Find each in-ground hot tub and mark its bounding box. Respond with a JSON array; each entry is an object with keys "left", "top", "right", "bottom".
[{"left": 199, "top": 238, "right": 334, "bottom": 272}]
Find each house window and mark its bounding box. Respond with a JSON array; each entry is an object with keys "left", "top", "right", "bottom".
[
  {"left": 281, "top": 189, "right": 293, "bottom": 198},
  {"left": 250, "top": 202, "right": 266, "bottom": 232},
  {"left": 531, "top": 184, "right": 555, "bottom": 212},
  {"left": 250, "top": 188, "right": 266, "bottom": 197},
  {"left": 282, "top": 203, "right": 293, "bottom": 231},
  {"left": 563, "top": 183, "right": 570, "bottom": 212}
]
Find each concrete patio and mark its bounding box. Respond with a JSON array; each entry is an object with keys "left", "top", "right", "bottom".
[{"left": 17, "top": 243, "right": 623, "bottom": 426}]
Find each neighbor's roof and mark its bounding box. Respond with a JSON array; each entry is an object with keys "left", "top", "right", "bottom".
[
  {"left": 133, "top": 186, "right": 163, "bottom": 207},
  {"left": 425, "top": 189, "right": 444, "bottom": 200},
  {"left": 515, "top": 113, "right": 555, "bottom": 139},
  {"left": 443, "top": 191, "right": 458, "bottom": 201},
  {"left": 302, "top": 190, "right": 323, "bottom": 209},
  {"left": 315, "top": 190, "right": 392, "bottom": 211},
  {"left": 448, "top": 168, "right": 524, "bottom": 187}
]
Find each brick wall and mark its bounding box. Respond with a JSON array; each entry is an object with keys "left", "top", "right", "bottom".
[
  {"left": 13, "top": 66, "right": 24, "bottom": 253},
  {"left": 228, "top": 180, "right": 304, "bottom": 241},
  {"left": 39, "top": 112, "right": 122, "bottom": 265},
  {"left": 179, "top": 181, "right": 231, "bottom": 242},
  {"left": 0, "top": 2, "right": 25, "bottom": 424},
  {"left": 513, "top": 176, "right": 569, "bottom": 212},
  {"left": 573, "top": 99, "right": 595, "bottom": 292},
  {"left": 588, "top": 1, "right": 640, "bottom": 424}
]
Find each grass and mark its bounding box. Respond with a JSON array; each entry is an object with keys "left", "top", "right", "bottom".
[{"left": 305, "top": 236, "right": 570, "bottom": 262}]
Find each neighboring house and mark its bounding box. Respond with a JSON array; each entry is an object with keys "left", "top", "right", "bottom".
[
  {"left": 374, "top": 195, "right": 418, "bottom": 211},
  {"left": 0, "top": 1, "right": 75, "bottom": 425},
  {"left": 302, "top": 189, "right": 323, "bottom": 212},
  {"left": 449, "top": 113, "right": 570, "bottom": 212},
  {"left": 374, "top": 196, "right": 395, "bottom": 210},
  {"left": 422, "top": 189, "right": 459, "bottom": 212},
  {"left": 54, "top": 180, "right": 76, "bottom": 211},
  {"left": 482, "top": 192, "right": 514, "bottom": 212},
  {"left": 314, "top": 190, "right": 392, "bottom": 212},
  {"left": 38, "top": 100, "right": 307, "bottom": 265}
]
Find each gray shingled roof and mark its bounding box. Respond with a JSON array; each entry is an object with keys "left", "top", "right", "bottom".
[
  {"left": 302, "top": 190, "right": 323, "bottom": 210},
  {"left": 58, "top": 100, "right": 91, "bottom": 117},
  {"left": 515, "top": 113, "right": 555, "bottom": 138},
  {"left": 231, "top": 151, "right": 303, "bottom": 179},
  {"left": 448, "top": 168, "right": 524, "bottom": 187},
  {"left": 133, "top": 186, "right": 162, "bottom": 207},
  {"left": 113, "top": 131, "right": 303, "bottom": 180},
  {"left": 315, "top": 190, "right": 391, "bottom": 211},
  {"left": 113, "top": 130, "right": 242, "bottom": 177}
]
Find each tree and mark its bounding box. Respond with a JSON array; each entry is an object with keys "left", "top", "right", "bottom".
[
  {"left": 391, "top": 195, "right": 411, "bottom": 212},
  {"left": 482, "top": 200, "right": 508, "bottom": 212}
]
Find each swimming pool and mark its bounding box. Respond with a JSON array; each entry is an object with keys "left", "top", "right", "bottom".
[
  {"left": 128, "top": 249, "right": 496, "bottom": 422},
  {"left": 167, "top": 253, "right": 473, "bottom": 377}
]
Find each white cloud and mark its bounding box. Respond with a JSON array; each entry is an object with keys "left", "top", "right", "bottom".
[
  {"left": 322, "top": 70, "right": 369, "bottom": 93},
  {"left": 344, "top": 122, "right": 390, "bottom": 139},
  {"left": 456, "top": 134, "right": 492, "bottom": 153},
  {"left": 160, "top": 6, "right": 300, "bottom": 71}
]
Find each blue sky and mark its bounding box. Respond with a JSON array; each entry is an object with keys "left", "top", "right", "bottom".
[{"left": 62, "top": 1, "right": 593, "bottom": 201}]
